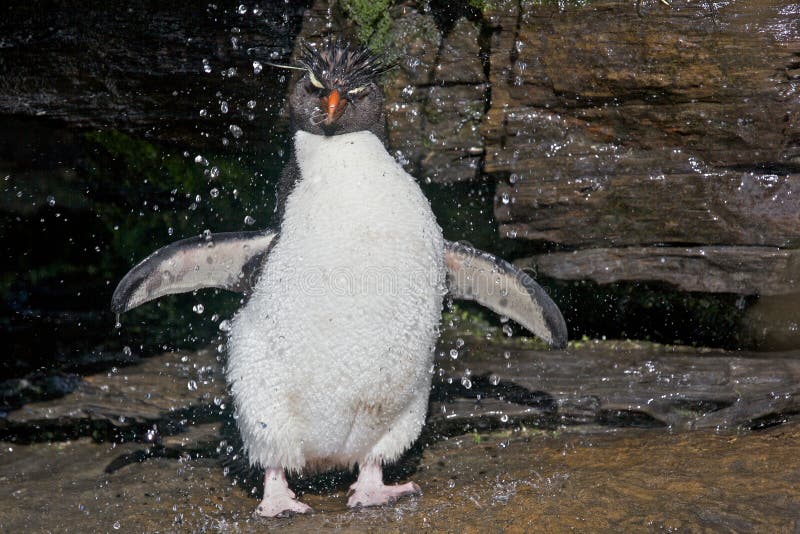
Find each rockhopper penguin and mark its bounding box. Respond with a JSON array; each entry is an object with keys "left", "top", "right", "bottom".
[{"left": 112, "top": 40, "right": 568, "bottom": 517}]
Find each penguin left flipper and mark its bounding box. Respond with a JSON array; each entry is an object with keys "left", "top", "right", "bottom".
[
  {"left": 444, "top": 240, "right": 568, "bottom": 349},
  {"left": 111, "top": 230, "right": 277, "bottom": 314}
]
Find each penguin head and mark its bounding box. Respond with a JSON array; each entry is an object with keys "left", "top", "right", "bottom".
[{"left": 288, "top": 40, "right": 390, "bottom": 137}]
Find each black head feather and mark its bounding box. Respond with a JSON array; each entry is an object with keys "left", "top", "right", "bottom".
[{"left": 298, "top": 40, "right": 392, "bottom": 92}]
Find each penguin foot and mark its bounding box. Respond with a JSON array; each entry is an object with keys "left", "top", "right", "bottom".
[
  {"left": 255, "top": 496, "right": 312, "bottom": 518},
  {"left": 347, "top": 461, "right": 421, "bottom": 508},
  {"left": 255, "top": 467, "right": 313, "bottom": 518}
]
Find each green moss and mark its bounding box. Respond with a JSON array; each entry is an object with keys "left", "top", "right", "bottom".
[
  {"left": 341, "top": 0, "right": 395, "bottom": 53},
  {"left": 468, "top": 0, "right": 494, "bottom": 10}
]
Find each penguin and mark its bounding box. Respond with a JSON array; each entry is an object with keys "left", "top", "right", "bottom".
[{"left": 112, "top": 40, "right": 567, "bottom": 517}]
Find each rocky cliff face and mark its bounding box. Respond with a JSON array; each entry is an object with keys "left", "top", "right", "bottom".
[{"left": 295, "top": 0, "right": 800, "bottom": 348}]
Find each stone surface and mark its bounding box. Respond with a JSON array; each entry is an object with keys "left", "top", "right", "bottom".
[
  {"left": 4, "top": 349, "right": 222, "bottom": 429},
  {"left": 2, "top": 339, "right": 799, "bottom": 529},
  {"left": 1, "top": 420, "right": 798, "bottom": 531},
  {"left": 0, "top": 1, "right": 309, "bottom": 153},
  {"left": 5, "top": 340, "right": 799, "bottom": 440},
  {"left": 520, "top": 246, "right": 800, "bottom": 295},
  {"left": 482, "top": 0, "right": 800, "bottom": 296}
]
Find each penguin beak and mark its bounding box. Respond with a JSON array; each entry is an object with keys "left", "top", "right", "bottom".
[{"left": 321, "top": 89, "right": 346, "bottom": 125}]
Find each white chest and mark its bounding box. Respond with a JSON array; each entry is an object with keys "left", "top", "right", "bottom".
[
  {"left": 255, "top": 129, "right": 445, "bottom": 316},
  {"left": 284, "top": 130, "right": 436, "bottom": 246}
]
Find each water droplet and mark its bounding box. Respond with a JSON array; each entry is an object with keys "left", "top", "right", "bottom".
[
  {"left": 243, "top": 215, "right": 255, "bottom": 225},
  {"left": 252, "top": 61, "right": 262, "bottom": 75},
  {"left": 209, "top": 188, "right": 219, "bottom": 198},
  {"left": 199, "top": 108, "right": 208, "bottom": 117},
  {"left": 489, "top": 374, "right": 500, "bottom": 386},
  {"left": 500, "top": 413, "right": 509, "bottom": 423},
  {"left": 202, "top": 59, "right": 212, "bottom": 74},
  {"left": 210, "top": 166, "right": 220, "bottom": 178},
  {"left": 192, "top": 304, "right": 204, "bottom": 314},
  {"left": 122, "top": 346, "right": 132, "bottom": 356},
  {"left": 187, "top": 380, "right": 198, "bottom": 391},
  {"left": 46, "top": 195, "right": 56, "bottom": 206},
  {"left": 113, "top": 521, "right": 121, "bottom": 530},
  {"left": 501, "top": 192, "right": 510, "bottom": 204},
  {"left": 449, "top": 348, "right": 459, "bottom": 359},
  {"left": 237, "top": 4, "right": 247, "bottom": 14},
  {"left": 247, "top": 99, "right": 257, "bottom": 109},
  {"left": 220, "top": 101, "right": 229, "bottom": 114},
  {"left": 218, "top": 320, "right": 232, "bottom": 332},
  {"left": 461, "top": 377, "right": 472, "bottom": 389},
  {"left": 447, "top": 479, "right": 456, "bottom": 489},
  {"left": 229, "top": 124, "right": 243, "bottom": 138}
]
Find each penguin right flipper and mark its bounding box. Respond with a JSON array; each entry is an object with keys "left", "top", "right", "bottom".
[
  {"left": 443, "top": 241, "right": 568, "bottom": 349},
  {"left": 111, "top": 230, "right": 277, "bottom": 314}
]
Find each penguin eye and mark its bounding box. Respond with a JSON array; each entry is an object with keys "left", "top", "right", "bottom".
[{"left": 308, "top": 70, "right": 325, "bottom": 89}]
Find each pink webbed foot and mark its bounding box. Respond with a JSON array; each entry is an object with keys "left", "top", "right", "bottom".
[
  {"left": 255, "top": 467, "right": 312, "bottom": 518},
  {"left": 347, "top": 461, "right": 421, "bottom": 508}
]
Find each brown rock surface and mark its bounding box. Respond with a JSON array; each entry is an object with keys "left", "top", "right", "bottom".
[
  {"left": 483, "top": 0, "right": 800, "bottom": 294},
  {"left": 5, "top": 340, "right": 798, "bottom": 439},
  {"left": 2, "top": 340, "right": 799, "bottom": 530},
  {"left": 2, "top": 420, "right": 798, "bottom": 531},
  {"left": 521, "top": 246, "right": 800, "bottom": 295}
]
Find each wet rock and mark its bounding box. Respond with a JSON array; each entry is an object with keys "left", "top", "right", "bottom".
[
  {"left": 483, "top": 0, "right": 800, "bottom": 297},
  {"left": 0, "top": 1, "right": 308, "bottom": 153},
  {"left": 6, "top": 340, "right": 797, "bottom": 444},
  {"left": 3, "top": 349, "right": 223, "bottom": 438},
  {"left": 432, "top": 338, "right": 800, "bottom": 431},
  {"left": 495, "top": 174, "right": 800, "bottom": 248},
  {"left": 520, "top": 246, "right": 800, "bottom": 295},
  {"left": 434, "top": 18, "right": 484, "bottom": 84},
  {"left": 1, "top": 421, "right": 798, "bottom": 530}
]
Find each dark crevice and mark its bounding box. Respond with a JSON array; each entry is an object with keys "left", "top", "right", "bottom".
[{"left": 427, "top": 0, "right": 484, "bottom": 35}]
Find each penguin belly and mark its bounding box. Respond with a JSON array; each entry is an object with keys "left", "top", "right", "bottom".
[{"left": 227, "top": 130, "right": 445, "bottom": 473}]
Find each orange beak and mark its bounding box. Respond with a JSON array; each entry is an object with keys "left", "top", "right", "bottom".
[{"left": 321, "top": 89, "right": 346, "bottom": 125}]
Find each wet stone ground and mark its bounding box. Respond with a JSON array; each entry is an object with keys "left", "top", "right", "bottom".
[{"left": 1, "top": 341, "right": 799, "bottom": 531}]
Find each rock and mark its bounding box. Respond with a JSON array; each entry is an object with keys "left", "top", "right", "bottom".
[
  {"left": 494, "top": 174, "right": 800, "bottom": 248},
  {"left": 431, "top": 338, "right": 800, "bottom": 431},
  {"left": 1, "top": 421, "right": 798, "bottom": 530},
  {"left": 434, "top": 18, "right": 484, "bottom": 84},
  {"left": 3, "top": 339, "right": 799, "bottom": 528},
  {"left": 0, "top": 1, "right": 306, "bottom": 153},
  {"left": 482, "top": 0, "right": 800, "bottom": 297},
  {"left": 520, "top": 246, "right": 800, "bottom": 295},
  {"left": 7, "top": 339, "right": 797, "bottom": 442},
  {"left": 3, "top": 349, "right": 224, "bottom": 437}
]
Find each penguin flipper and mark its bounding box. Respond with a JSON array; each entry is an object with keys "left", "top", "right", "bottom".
[
  {"left": 111, "top": 230, "right": 277, "bottom": 314},
  {"left": 443, "top": 241, "right": 568, "bottom": 349}
]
